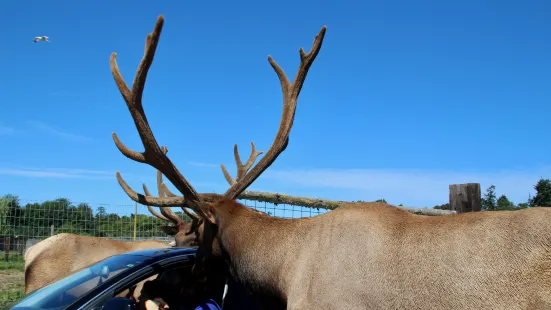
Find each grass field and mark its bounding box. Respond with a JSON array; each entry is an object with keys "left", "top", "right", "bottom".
[{"left": 0, "top": 259, "right": 25, "bottom": 310}]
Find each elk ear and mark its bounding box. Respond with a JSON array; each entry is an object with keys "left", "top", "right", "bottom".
[
  {"left": 159, "top": 225, "right": 179, "bottom": 235},
  {"left": 199, "top": 202, "right": 216, "bottom": 225}
]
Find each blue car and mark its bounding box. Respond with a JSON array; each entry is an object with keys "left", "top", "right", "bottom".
[{"left": 10, "top": 247, "right": 261, "bottom": 310}]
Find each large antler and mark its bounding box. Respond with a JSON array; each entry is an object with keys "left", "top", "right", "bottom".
[
  {"left": 111, "top": 14, "right": 326, "bottom": 214},
  {"left": 110, "top": 15, "right": 205, "bottom": 215},
  {"left": 220, "top": 26, "right": 327, "bottom": 199}
]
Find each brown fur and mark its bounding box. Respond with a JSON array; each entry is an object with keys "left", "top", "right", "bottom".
[
  {"left": 24, "top": 233, "right": 170, "bottom": 295},
  {"left": 195, "top": 199, "right": 551, "bottom": 309}
]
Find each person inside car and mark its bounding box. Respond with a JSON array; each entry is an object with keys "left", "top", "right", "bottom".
[{"left": 138, "top": 278, "right": 222, "bottom": 310}]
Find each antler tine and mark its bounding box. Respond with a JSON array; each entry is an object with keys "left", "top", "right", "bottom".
[
  {"left": 147, "top": 204, "right": 169, "bottom": 221},
  {"left": 143, "top": 183, "right": 183, "bottom": 226},
  {"left": 155, "top": 165, "right": 201, "bottom": 233},
  {"left": 158, "top": 182, "right": 199, "bottom": 221},
  {"left": 222, "top": 26, "right": 327, "bottom": 199},
  {"left": 140, "top": 146, "right": 187, "bottom": 226},
  {"left": 143, "top": 183, "right": 170, "bottom": 221},
  {"left": 118, "top": 174, "right": 186, "bottom": 207},
  {"left": 157, "top": 186, "right": 185, "bottom": 225},
  {"left": 220, "top": 142, "right": 264, "bottom": 185},
  {"left": 182, "top": 207, "right": 200, "bottom": 221},
  {"left": 160, "top": 182, "right": 179, "bottom": 197},
  {"left": 155, "top": 150, "right": 185, "bottom": 225},
  {"left": 110, "top": 15, "right": 203, "bottom": 212}
]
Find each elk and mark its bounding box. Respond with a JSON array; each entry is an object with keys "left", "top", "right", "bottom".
[{"left": 110, "top": 15, "right": 551, "bottom": 310}]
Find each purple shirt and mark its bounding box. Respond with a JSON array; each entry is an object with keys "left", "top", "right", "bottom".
[{"left": 180, "top": 299, "right": 221, "bottom": 310}]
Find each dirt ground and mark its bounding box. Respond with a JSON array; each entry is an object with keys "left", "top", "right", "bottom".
[{"left": 0, "top": 269, "right": 25, "bottom": 309}]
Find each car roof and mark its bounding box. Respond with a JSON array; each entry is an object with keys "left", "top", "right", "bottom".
[{"left": 119, "top": 246, "right": 198, "bottom": 259}]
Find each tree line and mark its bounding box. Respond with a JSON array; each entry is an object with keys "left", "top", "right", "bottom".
[{"left": 0, "top": 195, "right": 192, "bottom": 238}]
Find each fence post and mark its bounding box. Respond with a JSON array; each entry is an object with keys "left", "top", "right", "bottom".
[
  {"left": 4, "top": 236, "right": 9, "bottom": 262},
  {"left": 449, "top": 183, "right": 481, "bottom": 213},
  {"left": 50, "top": 225, "right": 54, "bottom": 236},
  {"left": 18, "top": 236, "right": 24, "bottom": 256},
  {"left": 133, "top": 202, "right": 137, "bottom": 241}
]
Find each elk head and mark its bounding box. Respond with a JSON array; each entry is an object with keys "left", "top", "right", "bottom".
[
  {"left": 142, "top": 146, "right": 204, "bottom": 248},
  {"left": 110, "top": 15, "right": 325, "bottom": 305}
]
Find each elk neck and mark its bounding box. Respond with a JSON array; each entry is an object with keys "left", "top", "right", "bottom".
[{"left": 212, "top": 199, "right": 305, "bottom": 302}]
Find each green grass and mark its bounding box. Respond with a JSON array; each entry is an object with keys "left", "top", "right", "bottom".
[
  {"left": 0, "top": 290, "right": 25, "bottom": 310},
  {"left": 0, "top": 268, "right": 25, "bottom": 310},
  {"left": 0, "top": 260, "right": 24, "bottom": 271},
  {"left": 0, "top": 252, "right": 24, "bottom": 262},
  {"left": 0, "top": 252, "right": 25, "bottom": 272}
]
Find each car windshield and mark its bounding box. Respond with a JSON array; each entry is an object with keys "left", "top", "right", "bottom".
[{"left": 12, "top": 254, "right": 149, "bottom": 310}]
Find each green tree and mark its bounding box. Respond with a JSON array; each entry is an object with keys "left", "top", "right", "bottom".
[
  {"left": 96, "top": 206, "right": 107, "bottom": 217},
  {"left": 0, "top": 194, "right": 22, "bottom": 234},
  {"left": 375, "top": 199, "right": 387, "bottom": 203},
  {"left": 433, "top": 203, "right": 450, "bottom": 210},
  {"left": 531, "top": 178, "right": 551, "bottom": 207},
  {"left": 496, "top": 195, "right": 515, "bottom": 211},
  {"left": 482, "top": 185, "right": 497, "bottom": 211},
  {"left": 20, "top": 202, "right": 41, "bottom": 235},
  {"left": 64, "top": 203, "right": 96, "bottom": 234},
  {"left": 516, "top": 202, "right": 529, "bottom": 209}
]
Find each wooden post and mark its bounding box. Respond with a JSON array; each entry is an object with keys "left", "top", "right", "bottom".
[
  {"left": 4, "top": 236, "right": 9, "bottom": 262},
  {"left": 19, "top": 237, "right": 24, "bottom": 256},
  {"left": 449, "top": 183, "right": 481, "bottom": 213},
  {"left": 133, "top": 202, "right": 138, "bottom": 241},
  {"left": 50, "top": 225, "right": 54, "bottom": 236}
]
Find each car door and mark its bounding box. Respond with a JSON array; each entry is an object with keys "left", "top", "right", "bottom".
[{"left": 77, "top": 254, "right": 196, "bottom": 310}]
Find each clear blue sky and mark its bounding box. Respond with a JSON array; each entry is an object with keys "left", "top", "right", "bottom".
[{"left": 0, "top": 0, "right": 549, "bottom": 212}]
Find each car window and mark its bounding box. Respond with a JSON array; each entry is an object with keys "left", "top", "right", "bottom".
[
  {"left": 83, "top": 256, "right": 196, "bottom": 310},
  {"left": 64, "top": 268, "right": 126, "bottom": 300},
  {"left": 12, "top": 254, "right": 149, "bottom": 310},
  {"left": 86, "top": 265, "right": 195, "bottom": 310}
]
